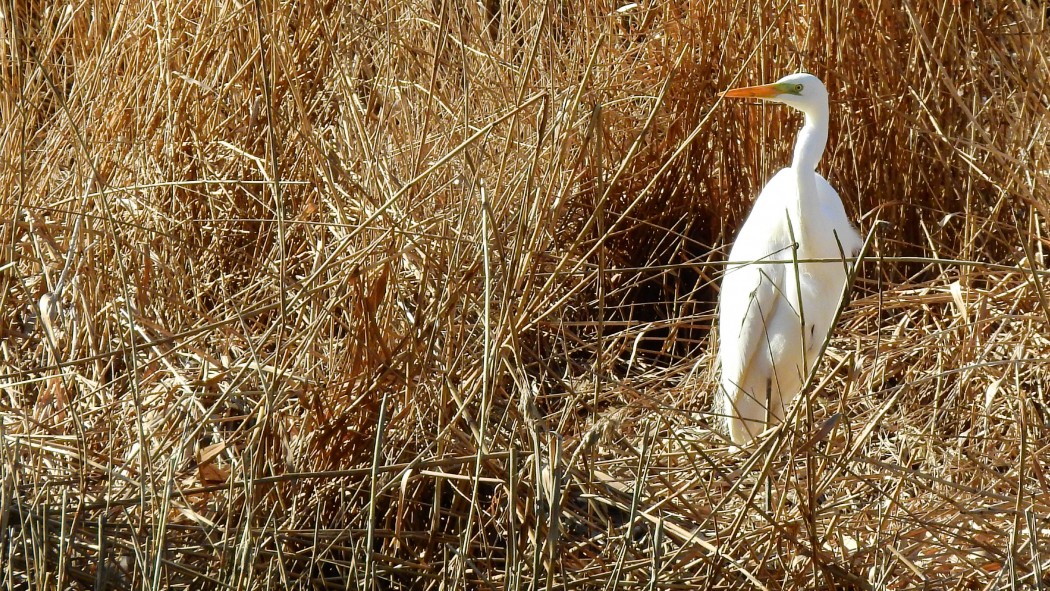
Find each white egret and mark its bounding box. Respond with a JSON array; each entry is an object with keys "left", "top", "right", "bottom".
[{"left": 715, "top": 73, "right": 862, "bottom": 445}]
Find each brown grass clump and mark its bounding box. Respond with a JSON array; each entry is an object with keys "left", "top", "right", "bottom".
[{"left": 2, "top": 0, "right": 1049, "bottom": 588}]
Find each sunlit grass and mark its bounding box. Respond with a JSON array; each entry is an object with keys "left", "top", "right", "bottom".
[{"left": 1, "top": 0, "right": 1048, "bottom": 588}]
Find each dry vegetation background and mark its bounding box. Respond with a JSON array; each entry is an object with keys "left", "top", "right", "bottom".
[{"left": 1, "top": 0, "right": 1049, "bottom": 589}]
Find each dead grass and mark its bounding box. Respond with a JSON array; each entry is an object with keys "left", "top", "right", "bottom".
[{"left": 1, "top": 0, "right": 1049, "bottom": 588}]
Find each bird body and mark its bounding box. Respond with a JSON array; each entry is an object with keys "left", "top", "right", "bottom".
[{"left": 716, "top": 73, "right": 862, "bottom": 445}]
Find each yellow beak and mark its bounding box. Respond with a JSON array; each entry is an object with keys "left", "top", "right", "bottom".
[{"left": 720, "top": 82, "right": 783, "bottom": 100}]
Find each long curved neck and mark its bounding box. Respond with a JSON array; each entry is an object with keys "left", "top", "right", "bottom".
[
  {"left": 790, "top": 104, "right": 829, "bottom": 256},
  {"left": 791, "top": 106, "right": 829, "bottom": 172}
]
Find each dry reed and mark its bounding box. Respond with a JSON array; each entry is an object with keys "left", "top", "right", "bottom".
[{"left": 1, "top": 0, "right": 1049, "bottom": 589}]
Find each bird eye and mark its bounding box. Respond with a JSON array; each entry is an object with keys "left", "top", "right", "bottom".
[{"left": 794, "top": 84, "right": 804, "bottom": 93}]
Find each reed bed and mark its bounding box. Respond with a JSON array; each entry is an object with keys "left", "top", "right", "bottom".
[{"left": 1, "top": 0, "right": 1049, "bottom": 588}]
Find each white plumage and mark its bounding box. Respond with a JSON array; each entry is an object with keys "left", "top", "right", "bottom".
[{"left": 716, "top": 73, "right": 862, "bottom": 445}]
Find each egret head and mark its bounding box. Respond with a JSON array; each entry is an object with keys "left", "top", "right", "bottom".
[{"left": 720, "top": 72, "right": 828, "bottom": 114}]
